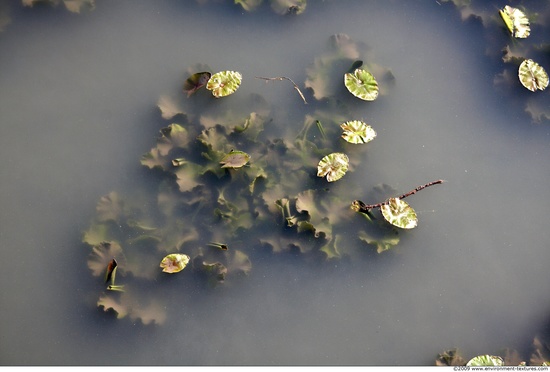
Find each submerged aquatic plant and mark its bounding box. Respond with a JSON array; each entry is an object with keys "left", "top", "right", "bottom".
[
  {"left": 84, "top": 25, "right": 442, "bottom": 323},
  {"left": 270, "top": 0, "right": 306, "bottom": 15},
  {"left": 207, "top": 71, "right": 242, "bottom": 98},
  {"left": 183, "top": 71, "right": 212, "bottom": 97},
  {"left": 219, "top": 150, "right": 251, "bottom": 169}
]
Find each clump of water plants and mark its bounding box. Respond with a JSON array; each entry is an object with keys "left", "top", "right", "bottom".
[
  {"left": 83, "top": 33, "right": 443, "bottom": 324},
  {"left": 352, "top": 180, "right": 444, "bottom": 230},
  {"left": 443, "top": 1, "right": 550, "bottom": 123},
  {"left": 436, "top": 335, "right": 550, "bottom": 366}
]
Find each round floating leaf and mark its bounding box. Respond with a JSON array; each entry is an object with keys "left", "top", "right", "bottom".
[
  {"left": 380, "top": 197, "right": 418, "bottom": 229},
  {"left": 499, "top": 6, "right": 530, "bottom": 39},
  {"left": 518, "top": 59, "right": 549, "bottom": 92},
  {"left": 220, "top": 150, "right": 250, "bottom": 169},
  {"left": 467, "top": 355, "right": 504, "bottom": 366},
  {"left": 206, "top": 71, "right": 242, "bottom": 98},
  {"left": 340, "top": 120, "right": 377, "bottom": 144},
  {"left": 160, "top": 253, "right": 190, "bottom": 274},
  {"left": 344, "top": 68, "right": 379, "bottom": 101},
  {"left": 317, "top": 152, "right": 349, "bottom": 182}
]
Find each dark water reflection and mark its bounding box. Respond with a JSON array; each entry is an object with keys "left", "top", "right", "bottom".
[{"left": 1, "top": 0, "right": 550, "bottom": 365}]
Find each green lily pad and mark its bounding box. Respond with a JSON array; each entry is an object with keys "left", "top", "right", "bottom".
[
  {"left": 220, "top": 150, "right": 250, "bottom": 169},
  {"left": 340, "top": 120, "right": 377, "bottom": 144},
  {"left": 380, "top": 197, "right": 418, "bottom": 229},
  {"left": 499, "top": 5, "right": 530, "bottom": 39},
  {"left": 160, "top": 253, "right": 190, "bottom": 274},
  {"left": 518, "top": 59, "right": 549, "bottom": 92},
  {"left": 317, "top": 152, "right": 349, "bottom": 182},
  {"left": 206, "top": 71, "right": 242, "bottom": 98},
  {"left": 344, "top": 68, "right": 379, "bottom": 101},
  {"left": 467, "top": 355, "right": 504, "bottom": 366}
]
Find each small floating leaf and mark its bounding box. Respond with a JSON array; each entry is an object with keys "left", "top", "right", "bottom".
[
  {"left": 499, "top": 5, "right": 530, "bottom": 39},
  {"left": 344, "top": 68, "right": 379, "bottom": 101},
  {"left": 220, "top": 150, "right": 250, "bottom": 169},
  {"left": 317, "top": 152, "right": 349, "bottom": 182},
  {"left": 160, "top": 253, "right": 190, "bottom": 274},
  {"left": 340, "top": 120, "right": 376, "bottom": 144},
  {"left": 467, "top": 355, "right": 504, "bottom": 366},
  {"left": 183, "top": 71, "right": 211, "bottom": 97},
  {"left": 518, "top": 59, "right": 549, "bottom": 92},
  {"left": 206, "top": 71, "right": 242, "bottom": 98},
  {"left": 380, "top": 197, "right": 418, "bottom": 229}
]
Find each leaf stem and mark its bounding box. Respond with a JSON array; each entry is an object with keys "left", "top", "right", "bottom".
[
  {"left": 352, "top": 179, "right": 445, "bottom": 212},
  {"left": 255, "top": 76, "right": 308, "bottom": 104}
]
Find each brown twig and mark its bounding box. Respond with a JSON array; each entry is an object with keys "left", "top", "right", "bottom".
[
  {"left": 255, "top": 76, "right": 308, "bottom": 104},
  {"left": 352, "top": 179, "right": 445, "bottom": 213}
]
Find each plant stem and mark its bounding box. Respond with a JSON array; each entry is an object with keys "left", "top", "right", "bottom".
[
  {"left": 352, "top": 179, "right": 445, "bottom": 212},
  {"left": 255, "top": 76, "right": 308, "bottom": 104}
]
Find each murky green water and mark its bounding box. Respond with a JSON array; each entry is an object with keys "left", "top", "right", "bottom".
[{"left": 1, "top": 0, "right": 549, "bottom": 366}]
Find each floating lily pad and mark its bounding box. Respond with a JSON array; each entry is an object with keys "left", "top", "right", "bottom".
[
  {"left": 160, "top": 253, "right": 190, "bottom": 273},
  {"left": 344, "top": 68, "right": 379, "bottom": 101},
  {"left": 220, "top": 150, "right": 250, "bottom": 169},
  {"left": 499, "top": 5, "right": 530, "bottom": 39},
  {"left": 206, "top": 71, "right": 242, "bottom": 98},
  {"left": 518, "top": 59, "right": 549, "bottom": 92},
  {"left": 380, "top": 197, "right": 418, "bottom": 229},
  {"left": 317, "top": 152, "right": 349, "bottom": 182},
  {"left": 467, "top": 355, "right": 504, "bottom": 366},
  {"left": 340, "top": 120, "right": 376, "bottom": 144},
  {"left": 183, "top": 71, "right": 212, "bottom": 97}
]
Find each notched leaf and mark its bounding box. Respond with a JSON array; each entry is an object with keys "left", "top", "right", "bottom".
[{"left": 317, "top": 152, "right": 349, "bottom": 182}]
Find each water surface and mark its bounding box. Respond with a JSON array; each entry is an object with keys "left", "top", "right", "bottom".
[{"left": 1, "top": 0, "right": 550, "bottom": 365}]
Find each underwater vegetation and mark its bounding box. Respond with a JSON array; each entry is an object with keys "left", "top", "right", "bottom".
[
  {"left": 79, "top": 31, "right": 443, "bottom": 324},
  {"left": 17, "top": 0, "right": 548, "bottom": 363},
  {"left": 442, "top": 0, "right": 549, "bottom": 123},
  {"left": 436, "top": 333, "right": 550, "bottom": 366}
]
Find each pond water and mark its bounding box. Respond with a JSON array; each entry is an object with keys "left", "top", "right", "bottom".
[{"left": 1, "top": 0, "right": 550, "bottom": 366}]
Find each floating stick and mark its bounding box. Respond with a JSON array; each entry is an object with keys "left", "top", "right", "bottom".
[{"left": 255, "top": 76, "right": 308, "bottom": 104}]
